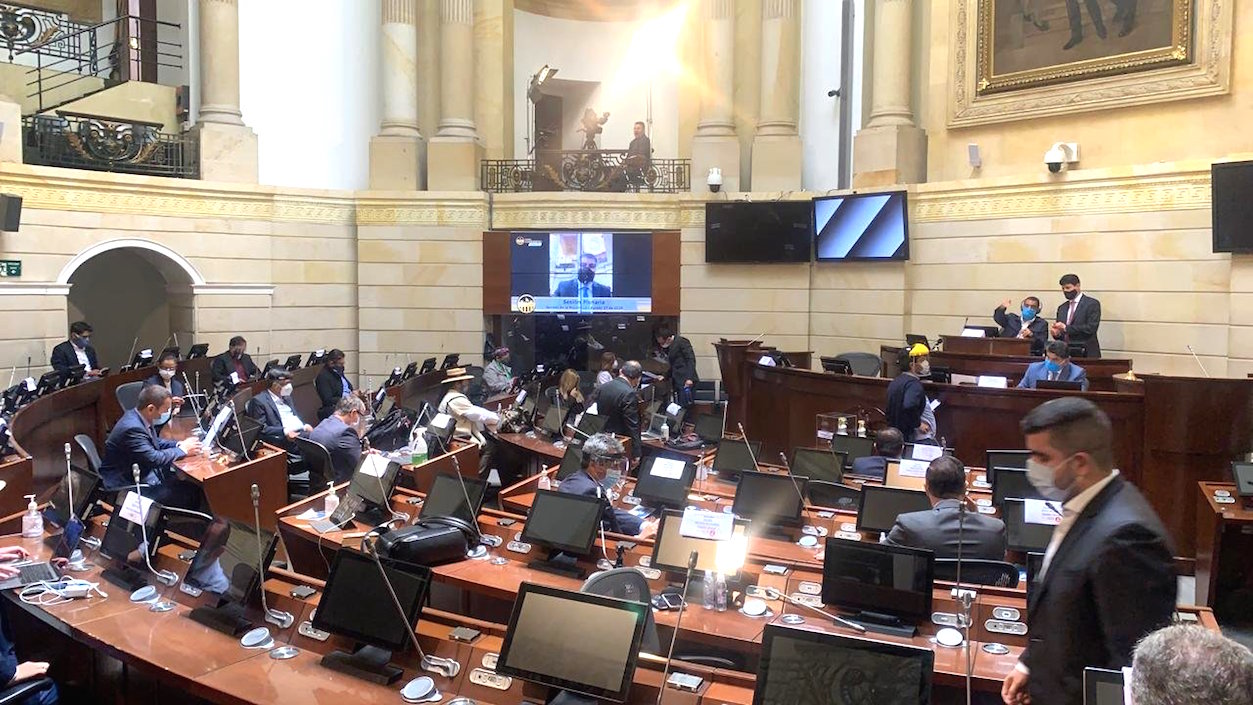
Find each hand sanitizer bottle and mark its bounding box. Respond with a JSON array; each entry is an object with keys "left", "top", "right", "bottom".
[
  {"left": 21, "top": 495, "right": 42, "bottom": 538},
  {"left": 323, "top": 482, "right": 339, "bottom": 516}
]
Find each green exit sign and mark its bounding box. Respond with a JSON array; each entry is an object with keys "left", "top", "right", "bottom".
[{"left": 0, "top": 260, "right": 20, "bottom": 277}]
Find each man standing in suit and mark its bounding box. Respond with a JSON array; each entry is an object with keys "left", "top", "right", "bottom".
[
  {"left": 49, "top": 321, "right": 101, "bottom": 377},
  {"left": 308, "top": 396, "right": 365, "bottom": 483},
  {"left": 211, "top": 336, "right": 260, "bottom": 391},
  {"left": 558, "top": 433, "right": 656, "bottom": 538},
  {"left": 99, "top": 385, "right": 202, "bottom": 509},
  {"left": 656, "top": 326, "right": 698, "bottom": 407},
  {"left": 246, "top": 368, "right": 311, "bottom": 454},
  {"left": 885, "top": 455, "right": 1006, "bottom": 560},
  {"left": 1018, "top": 341, "right": 1089, "bottom": 391},
  {"left": 850, "top": 427, "right": 904, "bottom": 480},
  {"left": 314, "top": 349, "right": 357, "bottom": 421},
  {"left": 596, "top": 360, "right": 643, "bottom": 459},
  {"left": 553, "top": 253, "right": 612, "bottom": 299},
  {"left": 886, "top": 344, "right": 930, "bottom": 443},
  {"left": 994, "top": 296, "right": 1049, "bottom": 356},
  {"left": 1051, "top": 274, "right": 1102, "bottom": 358},
  {"left": 1001, "top": 398, "right": 1175, "bottom": 705}
]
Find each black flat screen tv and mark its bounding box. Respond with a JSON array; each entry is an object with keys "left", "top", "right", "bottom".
[
  {"left": 705, "top": 202, "right": 812, "bottom": 263},
  {"left": 1212, "top": 160, "right": 1253, "bottom": 253},
  {"left": 813, "top": 191, "right": 909, "bottom": 261}
]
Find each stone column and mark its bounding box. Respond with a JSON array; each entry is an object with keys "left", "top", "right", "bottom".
[
  {"left": 852, "top": 0, "right": 927, "bottom": 187},
  {"left": 474, "top": 0, "right": 514, "bottom": 161},
  {"left": 369, "top": 0, "right": 425, "bottom": 190},
  {"left": 750, "top": 0, "right": 802, "bottom": 192},
  {"left": 194, "top": 0, "right": 258, "bottom": 183},
  {"left": 691, "top": 0, "right": 740, "bottom": 192},
  {"left": 428, "top": 0, "right": 483, "bottom": 190}
]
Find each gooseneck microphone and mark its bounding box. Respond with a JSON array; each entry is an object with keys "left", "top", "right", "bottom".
[
  {"left": 131, "top": 463, "right": 178, "bottom": 586},
  {"left": 1186, "top": 345, "right": 1210, "bottom": 378},
  {"left": 449, "top": 455, "right": 482, "bottom": 542},
  {"left": 228, "top": 400, "right": 251, "bottom": 462},
  {"left": 655, "top": 550, "right": 698, "bottom": 704},
  {"left": 124, "top": 336, "right": 139, "bottom": 368},
  {"left": 252, "top": 483, "right": 294, "bottom": 629},
  {"left": 763, "top": 586, "right": 866, "bottom": 633},
  {"left": 777, "top": 452, "right": 807, "bottom": 509},
  {"left": 736, "top": 423, "right": 762, "bottom": 472}
]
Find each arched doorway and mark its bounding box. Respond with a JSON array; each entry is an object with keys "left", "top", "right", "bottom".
[{"left": 58, "top": 240, "right": 201, "bottom": 368}]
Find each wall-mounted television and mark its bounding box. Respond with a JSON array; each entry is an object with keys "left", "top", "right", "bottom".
[
  {"left": 1212, "top": 160, "right": 1253, "bottom": 253},
  {"left": 509, "top": 231, "right": 653, "bottom": 314},
  {"left": 705, "top": 202, "right": 812, "bottom": 263},
  {"left": 813, "top": 191, "right": 909, "bottom": 261}
]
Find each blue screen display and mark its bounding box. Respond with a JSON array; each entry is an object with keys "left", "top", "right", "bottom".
[{"left": 813, "top": 191, "right": 909, "bottom": 261}]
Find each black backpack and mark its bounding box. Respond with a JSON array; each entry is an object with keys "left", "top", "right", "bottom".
[{"left": 364, "top": 406, "right": 418, "bottom": 452}]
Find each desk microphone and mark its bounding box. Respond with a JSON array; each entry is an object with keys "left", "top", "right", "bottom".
[
  {"left": 763, "top": 586, "right": 866, "bottom": 633},
  {"left": 777, "top": 452, "right": 807, "bottom": 509},
  {"left": 449, "top": 454, "right": 482, "bottom": 542},
  {"left": 131, "top": 464, "right": 178, "bottom": 587},
  {"left": 655, "top": 550, "right": 698, "bottom": 704},
  {"left": 1186, "top": 345, "right": 1210, "bottom": 378},
  {"left": 228, "top": 400, "right": 251, "bottom": 462},
  {"left": 251, "top": 483, "right": 294, "bottom": 629},
  {"left": 736, "top": 423, "right": 761, "bottom": 472},
  {"left": 181, "top": 371, "right": 203, "bottom": 420},
  {"left": 564, "top": 424, "right": 591, "bottom": 440},
  {"left": 746, "top": 332, "right": 766, "bottom": 346},
  {"left": 124, "top": 337, "right": 139, "bottom": 369}
]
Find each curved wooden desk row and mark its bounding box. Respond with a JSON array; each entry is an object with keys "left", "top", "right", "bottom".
[
  {"left": 1194, "top": 481, "right": 1253, "bottom": 617},
  {"left": 715, "top": 340, "right": 1253, "bottom": 560}
]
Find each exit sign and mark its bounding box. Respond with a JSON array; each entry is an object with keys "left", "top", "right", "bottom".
[{"left": 0, "top": 260, "right": 20, "bottom": 277}]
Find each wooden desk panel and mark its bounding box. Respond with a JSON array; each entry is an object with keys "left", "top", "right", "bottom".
[
  {"left": 928, "top": 349, "right": 1132, "bottom": 392},
  {"left": 942, "top": 336, "right": 1032, "bottom": 357},
  {"left": 1194, "top": 482, "right": 1253, "bottom": 617}
]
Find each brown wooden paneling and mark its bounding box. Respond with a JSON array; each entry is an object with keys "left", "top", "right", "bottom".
[
  {"left": 482, "top": 230, "right": 511, "bottom": 315},
  {"left": 651, "top": 229, "right": 680, "bottom": 316}
]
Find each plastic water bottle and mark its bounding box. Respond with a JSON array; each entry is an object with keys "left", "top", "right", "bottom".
[
  {"left": 323, "top": 482, "right": 339, "bottom": 517},
  {"left": 714, "top": 574, "right": 728, "bottom": 612},
  {"left": 660, "top": 420, "right": 669, "bottom": 442},
  {"left": 411, "top": 434, "right": 428, "bottom": 466},
  {"left": 702, "top": 571, "right": 718, "bottom": 610},
  {"left": 857, "top": 419, "right": 867, "bottom": 437}
]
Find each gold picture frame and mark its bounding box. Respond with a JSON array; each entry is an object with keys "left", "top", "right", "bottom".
[{"left": 948, "top": 0, "right": 1232, "bottom": 128}]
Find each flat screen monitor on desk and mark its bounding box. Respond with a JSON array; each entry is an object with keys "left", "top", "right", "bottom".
[
  {"left": 791, "top": 447, "right": 843, "bottom": 484},
  {"left": 1003, "top": 499, "right": 1057, "bottom": 553},
  {"left": 419, "top": 357, "right": 437, "bottom": 375},
  {"left": 556, "top": 444, "right": 585, "bottom": 481},
  {"left": 830, "top": 435, "right": 875, "bottom": 468},
  {"left": 991, "top": 467, "right": 1045, "bottom": 508},
  {"left": 100, "top": 490, "right": 168, "bottom": 590},
  {"left": 327, "top": 454, "right": 402, "bottom": 528},
  {"left": 651, "top": 509, "right": 749, "bottom": 578},
  {"left": 1232, "top": 461, "right": 1253, "bottom": 498},
  {"left": 693, "top": 412, "right": 725, "bottom": 443},
  {"left": 1084, "top": 667, "right": 1127, "bottom": 705},
  {"left": 733, "top": 470, "right": 806, "bottom": 529},
  {"left": 186, "top": 518, "right": 279, "bottom": 636},
  {"left": 312, "top": 548, "right": 433, "bottom": 685},
  {"left": 1035, "top": 379, "right": 1083, "bottom": 391},
  {"left": 575, "top": 412, "right": 608, "bottom": 439},
  {"left": 633, "top": 454, "right": 695, "bottom": 509},
  {"left": 42, "top": 464, "right": 100, "bottom": 529},
  {"left": 819, "top": 356, "right": 853, "bottom": 375},
  {"left": 856, "top": 485, "right": 931, "bottom": 535},
  {"left": 419, "top": 472, "right": 487, "bottom": 526},
  {"left": 711, "top": 438, "right": 761, "bottom": 482},
  {"left": 539, "top": 404, "right": 564, "bottom": 439},
  {"left": 498, "top": 582, "right": 649, "bottom": 703},
  {"left": 986, "top": 449, "right": 1030, "bottom": 472},
  {"left": 520, "top": 490, "right": 604, "bottom": 577},
  {"left": 754, "top": 623, "right": 934, "bottom": 705},
  {"left": 821, "top": 539, "right": 934, "bottom": 637}
]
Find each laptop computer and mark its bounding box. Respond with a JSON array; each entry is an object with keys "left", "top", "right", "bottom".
[
  {"left": 0, "top": 561, "right": 61, "bottom": 590},
  {"left": 1035, "top": 379, "right": 1083, "bottom": 391}
]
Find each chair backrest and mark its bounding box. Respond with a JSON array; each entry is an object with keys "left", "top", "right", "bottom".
[
  {"left": 580, "top": 567, "right": 660, "bottom": 655},
  {"left": 806, "top": 480, "right": 860, "bottom": 512},
  {"left": 114, "top": 380, "right": 146, "bottom": 412},
  {"left": 292, "top": 436, "right": 334, "bottom": 488},
  {"left": 933, "top": 559, "right": 1020, "bottom": 588},
  {"left": 835, "top": 352, "right": 883, "bottom": 377},
  {"left": 74, "top": 433, "right": 102, "bottom": 475}
]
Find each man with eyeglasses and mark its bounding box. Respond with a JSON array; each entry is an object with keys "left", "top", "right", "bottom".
[{"left": 558, "top": 433, "right": 656, "bottom": 539}]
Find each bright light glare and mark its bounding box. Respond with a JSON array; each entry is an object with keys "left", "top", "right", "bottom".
[{"left": 614, "top": 3, "right": 691, "bottom": 87}]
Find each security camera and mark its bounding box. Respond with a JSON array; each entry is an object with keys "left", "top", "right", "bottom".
[
  {"left": 707, "top": 167, "right": 723, "bottom": 194},
  {"left": 1044, "top": 142, "right": 1078, "bottom": 174}
]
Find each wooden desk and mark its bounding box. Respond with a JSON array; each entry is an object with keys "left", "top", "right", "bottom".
[
  {"left": 924, "top": 349, "right": 1133, "bottom": 393},
  {"left": 382, "top": 369, "right": 446, "bottom": 412},
  {"left": 0, "top": 454, "right": 33, "bottom": 524},
  {"left": 942, "top": 336, "right": 1031, "bottom": 356},
  {"left": 1194, "top": 482, "right": 1253, "bottom": 621}
]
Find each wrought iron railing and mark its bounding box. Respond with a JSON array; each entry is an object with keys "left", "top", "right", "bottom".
[
  {"left": 481, "top": 150, "right": 690, "bottom": 193},
  {"left": 22, "top": 111, "right": 198, "bottom": 178},
  {"left": 0, "top": 2, "right": 91, "bottom": 63}
]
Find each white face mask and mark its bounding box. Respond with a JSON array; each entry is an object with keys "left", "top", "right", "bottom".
[
  {"left": 280, "top": 383, "right": 293, "bottom": 397},
  {"left": 158, "top": 369, "right": 175, "bottom": 381},
  {"left": 1026, "top": 457, "right": 1072, "bottom": 501},
  {"left": 916, "top": 360, "right": 931, "bottom": 377}
]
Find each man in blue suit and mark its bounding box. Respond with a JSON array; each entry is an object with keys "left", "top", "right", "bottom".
[
  {"left": 1018, "top": 341, "right": 1089, "bottom": 391},
  {"left": 99, "top": 384, "right": 202, "bottom": 509},
  {"left": 49, "top": 320, "right": 100, "bottom": 377},
  {"left": 553, "top": 253, "right": 612, "bottom": 298},
  {"left": 247, "top": 368, "right": 311, "bottom": 453},
  {"left": 308, "top": 396, "right": 365, "bottom": 483},
  {"left": 558, "top": 433, "right": 656, "bottom": 539}
]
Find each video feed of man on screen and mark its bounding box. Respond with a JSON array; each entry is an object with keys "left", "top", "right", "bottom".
[{"left": 553, "top": 251, "right": 612, "bottom": 298}]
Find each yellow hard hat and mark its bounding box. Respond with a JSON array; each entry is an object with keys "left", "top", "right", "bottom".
[{"left": 908, "top": 343, "right": 930, "bottom": 357}]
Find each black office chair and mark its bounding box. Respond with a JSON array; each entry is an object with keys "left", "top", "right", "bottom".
[
  {"left": 291, "top": 437, "right": 334, "bottom": 499},
  {"left": 74, "top": 433, "right": 102, "bottom": 475},
  {"left": 933, "top": 559, "right": 1020, "bottom": 588},
  {"left": 835, "top": 352, "right": 882, "bottom": 377},
  {"left": 580, "top": 568, "right": 660, "bottom": 655},
  {"left": 114, "top": 380, "right": 145, "bottom": 411},
  {"left": 806, "top": 480, "right": 860, "bottom": 512},
  {"left": 0, "top": 676, "right": 56, "bottom": 705}
]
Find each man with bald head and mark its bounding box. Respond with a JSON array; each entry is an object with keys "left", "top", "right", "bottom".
[{"left": 595, "top": 359, "right": 643, "bottom": 459}]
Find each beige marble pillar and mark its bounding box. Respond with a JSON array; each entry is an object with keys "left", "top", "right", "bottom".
[
  {"left": 474, "top": 0, "right": 514, "bottom": 161},
  {"left": 691, "top": 0, "right": 740, "bottom": 192},
  {"left": 194, "top": 0, "right": 257, "bottom": 183},
  {"left": 750, "top": 0, "right": 801, "bottom": 192},
  {"left": 0, "top": 93, "right": 22, "bottom": 163},
  {"left": 428, "top": 0, "right": 483, "bottom": 190},
  {"left": 852, "top": 0, "right": 927, "bottom": 187},
  {"left": 369, "top": 0, "right": 425, "bottom": 190}
]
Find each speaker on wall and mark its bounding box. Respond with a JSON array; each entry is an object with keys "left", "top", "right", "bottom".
[{"left": 0, "top": 194, "right": 21, "bottom": 232}]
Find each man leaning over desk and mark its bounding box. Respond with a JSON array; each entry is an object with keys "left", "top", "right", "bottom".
[{"left": 995, "top": 296, "right": 1049, "bottom": 356}]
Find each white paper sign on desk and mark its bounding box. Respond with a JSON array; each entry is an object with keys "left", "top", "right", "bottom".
[
  {"left": 650, "top": 457, "right": 687, "bottom": 480},
  {"left": 977, "top": 375, "right": 1009, "bottom": 388},
  {"left": 1023, "top": 498, "right": 1064, "bottom": 526},
  {"left": 360, "top": 454, "right": 391, "bottom": 479},
  {"left": 898, "top": 458, "right": 931, "bottom": 479},
  {"left": 119, "top": 491, "right": 156, "bottom": 525},
  {"left": 679, "top": 507, "right": 733, "bottom": 541},
  {"left": 910, "top": 444, "right": 943, "bottom": 461}
]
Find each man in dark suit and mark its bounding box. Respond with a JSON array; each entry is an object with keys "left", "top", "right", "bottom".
[
  {"left": 1063, "top": 0, "right": 1107, "bottom": 50},
  {"left": 886, "top": 343, "right": 930, "bottom": 443},
  {"left": 210, "top": 336, "right": 260, "bottom": 391},
  {"left": 596, "top": 360, "right": 643, "bottom": 459},
  {"left": 1051, "top": 273, "right": 1102, "bottom": 358},
  {"left": 558, "top": 433, "right": 655, "bottom": 538},
  {"left": 884, "top": 455, "right": 1006, "bottom": 560},
  {"left": 994, "top": 296, "right": 1049, "bottom": 356},
  {"left": 308, "top": 396, "right": 365, "bottom": 483},
  {"left": 314, "top": 349, "right": 356, "bottom": 421},
  {"left": 246, "top": 368, "right": 311, "bottom": 454},
  {"left": 656, "top": 326, "right": 698, "bottom": 407},
  {"left": 850, "top": 427, "right": 904, "bottom": 480},
  {"left": 1001, "top": 398, "right": 1175, "bottom": 705},
  {"left": 1018, "top": 341, "right": 1089, "bottom": 391},
  {"left": 49, "top": 321, "right": 100, "bottom": 377},
  {"left": 553, "top": 253, "right": 612, "bottom": 298},
  {"left": 99, "top": 384, "right": 202, "bottom": 509}
]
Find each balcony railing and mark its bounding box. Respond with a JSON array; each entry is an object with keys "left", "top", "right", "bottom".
[
  {"left": 23, "top": 111, "right": 198, "bottom": 179},
  {"left": 0, "top": 2, "right": 91, "bottom": 64},
  {"left": 482, "top": 149, "right": 690, "bottom": 194}
]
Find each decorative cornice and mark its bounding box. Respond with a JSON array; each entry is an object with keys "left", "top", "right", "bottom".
[
  {"left": 356, "top": 193, "right": 488, "bottom": 226},
  {"left": 488, "top": 194, "right": 707, "bottom": 230},
  {"left": 0, "top": 282, "right": 70, "bottom": 296}
]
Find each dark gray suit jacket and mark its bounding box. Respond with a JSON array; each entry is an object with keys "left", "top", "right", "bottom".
[
  {"left": 883, "top": 498, "right": 1006, "bottom": 560},
  {"left": 308, "top": 415, "right": 362, "bottom": 483},
  {"left": 1055, "top": 295, "right": 1102, "bottom": 358}
]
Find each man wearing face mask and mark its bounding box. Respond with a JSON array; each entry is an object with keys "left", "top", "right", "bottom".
[
  {"left": 1018, "top": 341, "right": 1089, "bottom": 391},
  {"left": 144, "top": 352, "right": 186, "bottom": 425},
  {"left": 656, "top": 326, "right": 698, "bottom": 408},
  {"left": 308, "top": 396, "right": 366, "bottom": 483},
  {"left": 596, "top": 359, "right": 643, "bottom": 459},
  {"left": 1051, "top": 273, "right": 1102, "bottom": 358},
  {"left": 50, "top": 321, "right": 101, "bottom": 377},
  {"left": 1001, "top": 398, "right": 1174, "bottom": 705},
  {"left": 558, "top": 433, "right": 657, "bottom": 538},
  {"left": 246, "top": 368, "right": 312, "bottom": 454},
  {"left": 99, "top": 384, "right": 203, "bottom": 509},
  {"left": 886, "top": 344, "right": 931, "bottom": 443},
  {"left": 314, "top": 349, "right": 361, "bottom": 421},
  {"left": 211, "top": 336, "right": 260, "bottom": 390},
  {"left": 994, "top": 296, "right": 1049, "bottom": 356},
  {"left": 553, "top": 253, "right": 612, "bottom": 300}
]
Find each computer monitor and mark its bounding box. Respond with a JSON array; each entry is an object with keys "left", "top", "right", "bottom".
[
  {"left": 218, "top": 414, "right": 263, "bottom": 459},
  {"left": 100, "top": 491, "right": 167, "bottom": 589},
  {"left": 1233, "top": 461, "right": 1253, "bottom": 498},
  {"left": 439, "top": 354, "right": 459, "bottom": 370},
  {"left": 539, "top": 404, "right": 563, "bottom": 438},
  {"left": 401, "top": 361, "right": 419, "bottom": 380},
  {"left": 419, "top": 357, "right": 437, "bottom": 375},
  {"left": 186, "top": 518, "right": 280, "bottom": 635},
  {"left": 160, "top": 345, "right": 182, "bottom": 361},
  {"left": 33, "top": 370, "right": 61, "bottom": 397},
  {"left": 1084, "top": 668, "right": 1126, "bottom": 705},
  {"left": 305, "top": 349, "right": 328, "bottom": 367},
  {"left": 819, "top": 357, "right": 853, "bottom": 375},
  {"left": 693, "top": 412, "right": 724, "bottom": 443},
  {"left": 856, "top": 485, "right": 931, "bottom": 534},
  {"left": 791, "top": 447, "right": 843, "bottom": 484},
  {"left": 556, "top": 444, "right": 585, "bottom": 481},
  {"left": 986, "top": 449, "right": 1030, "bottom": 471},
  {"left": 186, "top": 343, "right": 210, "bottom": 359},
  {"left": 830, "top": 434, "right": 875, "bottom": 467},
  {"left": 633, "top": 454, "right": 695, "bottom": 509},
  {"left": 711, "top": 438, "right": 761, "bottom": 481},
  {"left": 418, "top": 472, "right": 487, "bottom": 526},
  {"left": 497, "top": 582, "right": 649, "bottom": 703},
  {"left": 520, "top": 490, "right": 602, "bottom": 557},
  {"left": 1035, "top": 379, "right": 1083, "bottom": 391},
  {"left": 991, "top": 467, "right": 1045, "bottom": 508},
  {"left": 313, "top": 548, "right": 433, "bottom": 685},
  {"left": 282, "top": 354, "right": 302, "bottom": 371},
  {"left": 58, "top": 364, "right": 86, "bottom": 388},
  {"left": 733, "top": 471, "right": 806, "bottom": 528},
  {"left": 905, "top": 334, "right": 929, "bottom": 349},
  {"left": 1003, "top": 499, "right": 1057, "bottom": 552},
  {"left": 754, "top": 624, "right": 934, "bottom": 705},
  {"left": 575, "top": 412, "right": 607, "bottom": 439},
  {"left": 821, "top": 539, "right": 934, "bottom": 631},
  {"left": 650, "top": 509, "right": 749, "bottom": 577},
  {"left": 42, "top": 465, "right": 100, "bottom": 529},
  {"left": 335, "top": 454, "right": 402, "bottom": 526}
]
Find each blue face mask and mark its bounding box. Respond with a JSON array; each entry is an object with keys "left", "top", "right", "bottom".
[
  {"left": 155, "top": 408, "right": 172, "bottom": 425},
  {"left": 1021, "top": 307, "right": 1037, "bottom": 321},
  {"left": 1044, "top": 359, "right": 1062, "bottom": 373}
]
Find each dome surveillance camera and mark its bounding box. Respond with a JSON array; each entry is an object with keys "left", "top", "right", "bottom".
[
  {"left": 1044, "top": 142, "right": 1077, "bottom": 174},
  {"left": 707, "top": 167, "right": 723, "bottom": 193}
]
